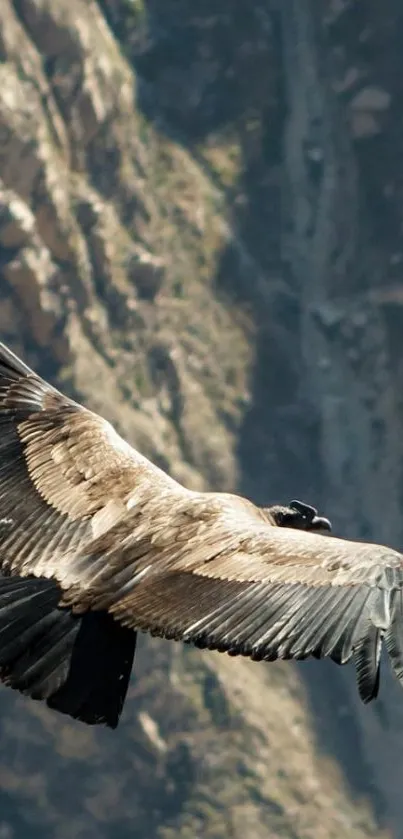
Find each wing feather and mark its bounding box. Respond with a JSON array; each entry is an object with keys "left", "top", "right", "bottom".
[
  {"left": 54, "top": 501, "right": 403, "bottom": 703},
  {"left": 0, "top": 342, "right": 184, "bottom": 584},
  {"left": 353, "top": 624, "right": 382, "bottom": 702},
  {"left": 1, "top": 342, "right": 403, "bottom": 707},
  {"left": 384, "top": 591, "right": 403, "bottom": 685}
]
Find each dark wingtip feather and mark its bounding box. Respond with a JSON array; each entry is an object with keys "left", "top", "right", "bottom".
[
  {"left": 48, "top": 611, "right": 136, "bottom": 728},
  {"left": 353, "top": 624, "right": 382, "bottom": 703},
  {"left": 0, "top": 342, "right": 34, "bottom": 381},
  {"left": 384, "top": 590, "right": 403, "bottom": 688},
  {"left": 0, "top": 573, "right": 136, "bottom": 728}
]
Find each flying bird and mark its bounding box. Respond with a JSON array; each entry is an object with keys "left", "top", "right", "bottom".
[{"left": 0, "top": 342, "right": 401, "bottom": 729}]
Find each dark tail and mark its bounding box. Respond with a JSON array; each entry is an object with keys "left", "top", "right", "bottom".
[{"left": 0, "top": 573, "right": 136, "bottom": 728}]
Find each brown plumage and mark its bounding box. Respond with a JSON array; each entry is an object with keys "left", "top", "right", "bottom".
[{"left": 0, "top": 342, "right": 402, "bottom": 728}]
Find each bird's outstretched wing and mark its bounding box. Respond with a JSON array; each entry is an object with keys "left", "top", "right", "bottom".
[
  {"left": 0, "top": 341, "right": 183, "bottom": 580},
  {"left": 0, "top": 340, "right": 402, "bottom": 721},
  {"left": 0, "top": 341, "right": 182, "bottom": 726},
  {"left": 69, "top": 493, "right": 403, "bottom": 705}
]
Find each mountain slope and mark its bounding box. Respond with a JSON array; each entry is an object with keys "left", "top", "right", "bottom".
[{"left": 0, "top": 1, "right": 403, "bottom": 837}]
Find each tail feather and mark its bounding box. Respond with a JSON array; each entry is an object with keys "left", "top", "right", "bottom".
[{"left": 0, "top": 573, "right": 136, "bottom": 727}]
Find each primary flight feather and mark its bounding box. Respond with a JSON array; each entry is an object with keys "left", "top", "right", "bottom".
[{"left": 0, "top": 341, "right": 402, "bottom": 728}]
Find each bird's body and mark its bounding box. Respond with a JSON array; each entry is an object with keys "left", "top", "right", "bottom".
[{"left": 0, "top": 341, "right": 402, "bottom": 727}]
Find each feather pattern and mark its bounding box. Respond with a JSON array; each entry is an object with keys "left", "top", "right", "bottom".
[{"left": 0, "top": 341, "right": 402, "bottom": 725}]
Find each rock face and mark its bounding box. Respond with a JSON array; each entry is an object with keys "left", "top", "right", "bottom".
[{"left": 0, "top": 1, "right": 403, "bottom": 837}]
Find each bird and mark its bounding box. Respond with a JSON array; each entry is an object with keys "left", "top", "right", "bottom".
[{"left": 0, "top": 342, "right": 401, "bottom": 730}]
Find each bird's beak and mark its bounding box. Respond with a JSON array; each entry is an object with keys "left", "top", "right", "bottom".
[
  {"left": 309, "top": 515, "right": 332, "bottom": 534},
  {"left": 289, "top": 500, "right": 332, "bottom": 534}
]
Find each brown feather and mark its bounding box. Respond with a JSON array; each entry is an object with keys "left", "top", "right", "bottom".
[{"left": 0, "top": 340, "right": 402, "bottom": 724}]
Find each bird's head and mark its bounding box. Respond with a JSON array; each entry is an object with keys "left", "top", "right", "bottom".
[{"left": 265, "top": 499, "right": 332, "bottom": 535}]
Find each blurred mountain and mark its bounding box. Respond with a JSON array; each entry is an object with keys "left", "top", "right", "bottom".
[{"left": 0, "top": 1, "right": 403, "bottom": 837}]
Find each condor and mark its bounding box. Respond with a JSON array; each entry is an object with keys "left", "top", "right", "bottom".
[{"left": 0, "top": 342, "right": 400, "bottom": 727}]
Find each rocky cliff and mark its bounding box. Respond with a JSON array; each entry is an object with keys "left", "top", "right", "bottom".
[{"left": 0, "top": 1, "right": 403, "bottom": 838}]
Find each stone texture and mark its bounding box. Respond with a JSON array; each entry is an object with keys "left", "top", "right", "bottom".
[{"left": 0, "top": 0, "right": 403, "bottom": 837}]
